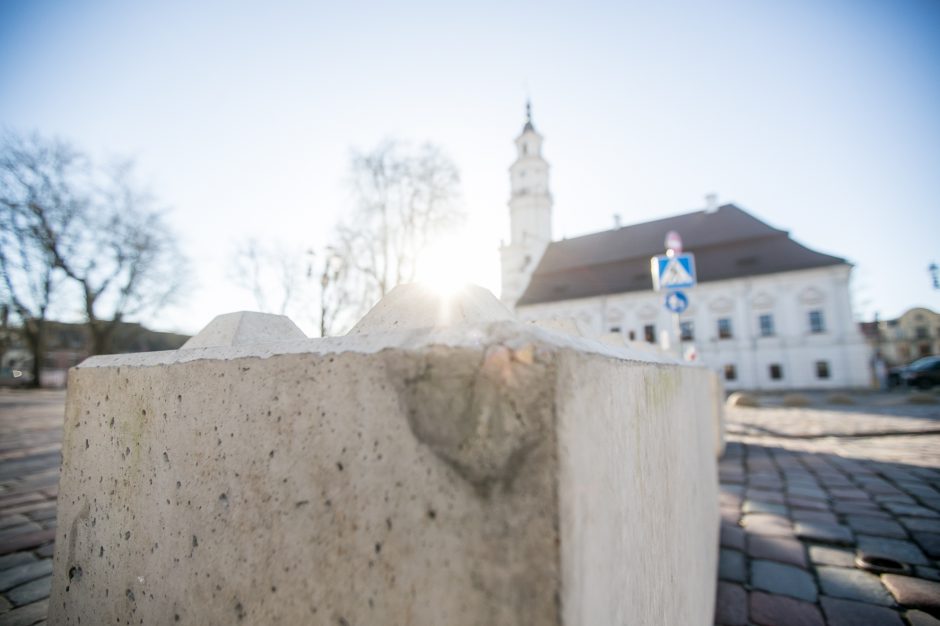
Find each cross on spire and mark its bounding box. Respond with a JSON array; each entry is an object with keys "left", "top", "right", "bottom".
[{"left": 523, "top": 99, "right": 534, "bottom": 132}]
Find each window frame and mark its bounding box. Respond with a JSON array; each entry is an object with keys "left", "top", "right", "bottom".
[
  {"left": 758, "top": 313, "right": 774, "bottom": 337},
  {"left": 808, "top": 309, "right": 825, "bottom": 334}
]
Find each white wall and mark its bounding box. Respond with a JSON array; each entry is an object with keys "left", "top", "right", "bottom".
[{"left": 518, "top": 265, "right": 872, "bottom": 389}]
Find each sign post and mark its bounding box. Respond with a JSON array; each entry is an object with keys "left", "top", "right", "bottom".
[{"left": 651, "top": 231, "right": 696, "bottom": 358}]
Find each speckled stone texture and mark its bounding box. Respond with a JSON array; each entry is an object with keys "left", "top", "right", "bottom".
[{"left": 48, "top": 315, "right": 721, "bottom": 625}]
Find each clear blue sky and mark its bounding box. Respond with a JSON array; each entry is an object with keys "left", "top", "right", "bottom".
[{"left": 2, "top": 0, "right": 938, "bottom": 334}]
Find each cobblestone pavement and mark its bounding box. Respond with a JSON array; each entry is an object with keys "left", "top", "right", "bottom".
[
  {"left": 0, "top": 390, "right": 63, "bottom": 626},
  {"left": 716, "top": 395, "right": 940, "bottom": 625},
  {"left": 1, "top": 389, "right": 938, "bottom": 625}
]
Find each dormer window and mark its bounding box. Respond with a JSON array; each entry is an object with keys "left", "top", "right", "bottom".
[{"left": 522, "top": 144, "right": 528, "bottom": 155}]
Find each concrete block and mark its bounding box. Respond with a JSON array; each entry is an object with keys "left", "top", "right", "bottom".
[
  {"left": 50, "top": 285, "right": 721, "bottom": 625},
  {"left": 181, "top": 311, "right": 306, "bottom": 349}
]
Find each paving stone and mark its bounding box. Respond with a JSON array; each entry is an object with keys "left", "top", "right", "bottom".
[
  {"left": 7, "top": 574, "right": 51, "bottom": 607},
  {"left": 33, "top": 542, "right": 54, "bottom": 559},
  {"left": 845, "top": 515, "right": 908, "bottom": 539},
  {"left": 719, "top": 548, "right": 746, "bottom": 583},
  {"left": 916, "top": 566, "right": 940, "bottom": 582},
  {"left": 747, "top": 534, "right": 807, "bottom": 568},
  {"left": 0, "top": 502, "right": 56, "bottom": 519},
  {"left": 883, "top": 502, "right": 940, "bottom": 518},
  {"left": 808, "top": 545, "right": 856, "bottom": 567},
  {"left": 721, "top": 484, "right": 745, "bottom": 496},
  {"left": 744, "top": 489, "right": 786, "bottom": 504},
  {"left": 881, "top": 574, "right": 940, "bottom": 613},
  {"left": 816, "top": 565, "right": 894, "bottom": 606},
  {"left": 875, "top": 494, "right": 917, "bottom": 505},
  {"left": 0, "top": 523, "right": 44, "bottom": 542},
  {"left": 750, "top": 559, "right": 817, "bottom": 602},
  {"left": 911, "top": 532, "right": 940, "bottom": 559},
  {"left": 742, "top": 514, "right": 792, "bottom": 536},
  {"left": 714, "top": 581, "right": 747, "bottom": 626},
  {"left": 794, "top": 521, "right": 854, "bottom": 545},
  {"left": 748, "top": 590, "right": 824, "bottom": 626},
  {"left": 0, "top": 552, "right": 36, "bottom": 571},
  {"left": 720, "top": 523, "right": 745, "bottom": 552},
  {"left": 921, "top": 498, "right": 940, "bottom": 513},
  {"left": 0, "top": 595, "right": 10, "bottom": 612},
  {"left": 0, "top": 529, "right": 56, "bottom": 556},
  {"left": 0, "top": 515, "right": 32, "bottom": 531},
  {"left": 721, "top": 507, "right": 740, "bottom": 524},
  {"left": 26, "top": 508, "right": 57, "bottom": 523},
  {"left": 786, "top": 486, "right": 829, "bottom": 501},
  {"left": 828, "top": 487, "right": 870, "bottom": 500},
  {"left": 0, "top": 558, "right": 52, "bottom": 593},
  {"left": 857, "top": 535, "right": 929, "bottom": 566},
  {"left": 791, "top": 509, "right": 838, "bottom": 525},
  {"left": 743, "top": 500, "right": 788, "bottom": 516},
  {"left": 0, "top": 494, "right": 44, "bottom": 510},
  {"left": 900, "top": 517, "right": 940, "bottom": 533},
  {"left": 820, "top": 596, "right": 905, "bottom": 626},
  {"left": 907, "top": 609, "right": 940, "bottom": 626},
  {"left": 788, "top": 497, "right": 831, "bottom": 511},
  {"left": 0, "top": 599, "right": 49, "bottom": 626},
  {"left": 833, "top": 501, "right": 886, "bottom": 515}
]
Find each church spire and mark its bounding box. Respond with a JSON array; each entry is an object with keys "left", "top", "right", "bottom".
[{"left": 523, "top": 99, "right": 534, "bottom": 132}]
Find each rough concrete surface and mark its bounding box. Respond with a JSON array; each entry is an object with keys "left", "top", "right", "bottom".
[{"left": 49, "top": 288, "right": 722, "bottom": 625}]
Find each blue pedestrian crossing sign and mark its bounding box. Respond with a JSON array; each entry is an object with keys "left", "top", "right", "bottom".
[
  {"left": 652, "top": 253, "right": 697, "bottom": 291},
  {"left": 664, "top": 290, "right": 689, "bottom": 314}
]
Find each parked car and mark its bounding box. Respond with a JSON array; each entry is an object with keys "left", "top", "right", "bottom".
[{"left": 898, "top": 356, "right": 940, "bottom": 390}]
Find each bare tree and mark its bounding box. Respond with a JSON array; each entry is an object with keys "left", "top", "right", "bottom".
[
  {"left": 59, "top": 163, "right": 187, "bottom": 354},
  {"left": 0, "top": 134, "right": 85, "bottom": 384},
  {"left": 1, "top": 132, "right": 187, "bottom": 359},
  {"left": 229, "top": 241, "right": 353, "bottom": 337},
  {"left": 332, "top": 140, "right": 463, "bottom": 323},
  {"left": 229, "top": 238, "right": 316, "bottom": 317}
]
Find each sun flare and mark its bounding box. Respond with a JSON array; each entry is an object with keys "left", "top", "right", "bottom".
[{"left": 414, "top": 236, "right": 481, "bottom": 297}]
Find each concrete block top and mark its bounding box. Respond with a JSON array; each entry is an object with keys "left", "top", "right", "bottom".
[
  {"left": 75, "top": 284, "right": 683, "bottom": 370},
  {"left": 181, "top": 311, "right": 307, "bottom": 349}
]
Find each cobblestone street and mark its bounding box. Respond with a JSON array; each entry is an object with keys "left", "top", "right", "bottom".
[
  {"left": 0, "top": 389, "right": 938, "bottom": 625},
  {"left": 717, "top": 396, "right": 940, "bottom": 625},
  {"left": 0, "top": 391, "right": 63, "bottom": 626}
]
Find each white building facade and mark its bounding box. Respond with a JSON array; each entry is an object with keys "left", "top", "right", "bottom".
[{"left": 500, "top": 107, "right": 871, "bottom": 390}]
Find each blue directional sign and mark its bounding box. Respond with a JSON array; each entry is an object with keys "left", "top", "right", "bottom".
[
  {"left": 652, "top": 253, "right": 697, "bottom": 291},
  {"left": 664, "top": 290, "right": 689, "bottom": 314}
]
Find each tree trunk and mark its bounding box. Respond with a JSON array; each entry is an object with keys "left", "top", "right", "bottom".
[{"left": 24, "top": 321, "right": 43, "bottom": 389}]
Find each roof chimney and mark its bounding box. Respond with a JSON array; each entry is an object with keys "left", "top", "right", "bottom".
[
  {"left": 704, "top": 193, "right": 718, "bottom": 213},
  {"left": 613, "top": 213, "right": 622, "bottom": 228}
]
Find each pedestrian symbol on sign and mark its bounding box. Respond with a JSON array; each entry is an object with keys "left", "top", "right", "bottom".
[{"left": 652, "top": 253, "right": 697, "bottom": 291}]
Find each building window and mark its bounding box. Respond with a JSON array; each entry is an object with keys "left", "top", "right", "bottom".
[
  {"left": 769, "top": 364, "right": 783, "bottom": 380},
  {"left": 718, "top": 318, "right": 733, "bottom": 339},
  {"left": 809, "top": 310, "right": 825, "bottom": 334},
  {"left": 609, "top": 326, "right": 621, "bottom": 334},
  {"left": 815, "top": 361, "right": 830, "bottom": 379},
  {"left": 680, "top": 321, "right": 694, "bottom": 341},
  {"left": 628, "top": 330, "right": 636, "bottom": 341},
  {"left": 915, "top": 326, "right": 928, "bottom": 340},
  {"left": 758, "top": 314, "right": 774, "bottom": 337},
  {"left": 724, "top": 364, "right": 737, "bottom": 381},
  {"left": 644, "top": 324, "right": 656, "bottom": 343}
]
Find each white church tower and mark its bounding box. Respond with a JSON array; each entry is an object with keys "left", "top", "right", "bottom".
[{"left": 500, "top": 101, "right": 553, "bottom": 307}]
